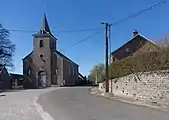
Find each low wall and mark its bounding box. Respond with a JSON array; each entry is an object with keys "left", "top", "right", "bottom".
[{"left": 99, "top": 70, "right": 169, "bottom": 105}]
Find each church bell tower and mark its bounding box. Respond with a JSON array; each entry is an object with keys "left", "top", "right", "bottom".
[{"left": 31, "top": 14, "right": 57, "bottom": 87}]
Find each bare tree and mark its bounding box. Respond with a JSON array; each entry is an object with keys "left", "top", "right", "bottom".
[
  {"left": 155, "top": 35, "right": 169, "bottom": 48},
  {"left": 0, "top": 24, "right": 16, "bottom": 70}
]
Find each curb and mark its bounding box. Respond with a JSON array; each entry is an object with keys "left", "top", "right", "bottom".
[{"left": 90, "top": 87, "right": 169, "bottom": 113}]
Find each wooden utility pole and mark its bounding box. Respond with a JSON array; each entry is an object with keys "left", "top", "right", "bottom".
[
  {"left": 101, "top": 22, "right": 109, "bottom": 93},
  {"left": 108, "top": 24, "right": 112, "bottom": 93},
  {"left": 95, "top": 66, "right": 98, "bottom": 85}
]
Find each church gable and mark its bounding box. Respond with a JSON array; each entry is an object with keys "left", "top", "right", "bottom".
[{"left": 22, "top": 52, "right": 33, "bottom": 61}]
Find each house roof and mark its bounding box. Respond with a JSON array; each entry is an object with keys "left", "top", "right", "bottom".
[
  {"left": 111, "top": 34, "right": 160, "bottom": 55},
  {"left": 0, "top": 64, "right": 10, "bottom": 76},
  {"left": 10, "top": 73, "right": 23, "bottom": 79},
  {"left": 54, "top": 50, "right": 79, "bottom": 66},
  {"left": 78, "top": 73, "right": 85, "bottom": 80}
]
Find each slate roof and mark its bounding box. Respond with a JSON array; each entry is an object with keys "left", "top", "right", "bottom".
[
  {"left": 54, "top": 50, "right": 79, "bottom": 66},
  {"left": 40, "top": 14, "right": 51, "bottom": 34},
  {"left": 22, "top": 51, "right": 33, "bottom": 60}
]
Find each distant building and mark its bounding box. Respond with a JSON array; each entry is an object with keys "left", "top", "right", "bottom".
[
  {"left": 10, "top": 73, "right": 23, "bottom": 89},
  {"left": 0, "top": 64, "right": 11, "bottom": 90},
  {"left": 22, "top": 14, "right": 79, "bottom": 88},
  {"left": 110, "top": 30, "right": 161, "bottom": 63}
]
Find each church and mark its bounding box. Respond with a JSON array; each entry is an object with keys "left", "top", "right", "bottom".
[{"left": 22, "top": 15, "right": 79, "bottom": 88}]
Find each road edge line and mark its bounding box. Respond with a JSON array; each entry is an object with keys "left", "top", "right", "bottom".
[{"left": 33, "top": 87, "right": 61, "bottom": 120}]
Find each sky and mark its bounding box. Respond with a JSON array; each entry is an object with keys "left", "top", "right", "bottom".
[{"left": 0, "top": 0, "right": 169, "bottom": 76}]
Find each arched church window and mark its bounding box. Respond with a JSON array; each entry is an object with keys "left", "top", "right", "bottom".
[
  {"left": 27, "top": 68, "right": 31, "bottom": 76},
  {"left": 40, "top": 40, "right": 44, "bottom": 48}
]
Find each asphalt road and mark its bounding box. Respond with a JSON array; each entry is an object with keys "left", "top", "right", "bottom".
[{"left": 38, "top": 87, "right": 169, "bottom": 120}]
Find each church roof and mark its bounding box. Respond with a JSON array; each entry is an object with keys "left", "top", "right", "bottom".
[
  {"left": 54, "top": 50, "right": 79, "bottom": 66},
  {"left": 22, "top": 51, "right": 33, "bottom": 60},
  {"left": 40, "top": 14, "right": 51, "bottom": 34}
]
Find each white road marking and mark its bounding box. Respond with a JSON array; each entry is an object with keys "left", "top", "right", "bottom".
[
  {"left": 33, "top": 96, "right": 55, "bottom": 120},
  {"left": 33, "top": 87, "right": 62, "bottom": 120}
]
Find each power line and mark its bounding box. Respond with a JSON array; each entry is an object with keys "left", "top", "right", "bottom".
[
  {"left": 106, "top": 0, "right": 168, "bottom": 62},
  {"left": 6, "top": 0, "right": 168, "bottom": 34},
  {"left": 55, "top": 28, "right": 103, "bottom": 33},
  {"left": 7, "top": 27, "right": 103, "bottom": 33},
  {"left": 57, "top": 0, "right": 169, "bottom": 50},
  {"left": 8, "top": 29, "right": 38, "bottom": 33},
  {"left": 6, "top": 0, "right": 168, "bottom": 52},
  {"left": 60, "top": 29, "right": 103, "bottom": 51},
  {"left": 111, "top": 0, "right": 168, "bottom": 26}
]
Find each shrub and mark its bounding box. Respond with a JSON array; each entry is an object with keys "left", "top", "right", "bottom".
[{"left": 109, "top": 47, "right": 169, "bottom": 79}]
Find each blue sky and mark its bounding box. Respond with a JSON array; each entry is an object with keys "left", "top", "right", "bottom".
[{"left": 0, "top": 0, "right": 169, "bottom": 76}]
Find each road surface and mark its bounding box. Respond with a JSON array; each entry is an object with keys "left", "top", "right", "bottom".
[{"left": 38, "top": 87, "right": 169, "bottom": 120}]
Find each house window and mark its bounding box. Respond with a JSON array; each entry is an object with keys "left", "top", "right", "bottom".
[
  {"left": 56, "top": 68, "right": 58, "bottom": 74},
  {"left": 125, "top": 48, "right": 129, "bottom": 53},
  {"left": 69, "top": 65, "right": 71, "bottom": 75},
  {"left": 113, "top": 57, "right": 116, "bottom": 62},
  {"left": 40, "top": 40, "right": 44, "bottom": 48},
  {"left": 72, "top": 67, "right": 74, "bottom": 76},
  {"left": 28, "top": 69, "right": 31, "bottom": 76},
  {"left": 111, "top": 56, "right": 116, "bottom": 62}
]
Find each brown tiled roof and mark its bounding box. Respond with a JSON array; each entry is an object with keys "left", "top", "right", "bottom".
[{"left": 111, "top": 34, "right": 160, "bottom": 55}]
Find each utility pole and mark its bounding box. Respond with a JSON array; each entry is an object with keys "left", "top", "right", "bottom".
[
  {"left": 101, "top": 22, "right": 110, "bottom": 93},
  {"left": 95, "top": 66, "right": 98, "bottom": 85},
  {"left": 108, "top": 24, "right": 112, "bottom": 93}
]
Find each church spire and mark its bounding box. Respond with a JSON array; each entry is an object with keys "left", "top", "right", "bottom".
[{"left": 40, "top": 13, "right": 51, "bottom": 34}]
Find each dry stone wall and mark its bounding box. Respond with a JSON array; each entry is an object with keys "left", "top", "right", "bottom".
[{"left": 99, "top": 70, "right": 169, "bottom": 105}]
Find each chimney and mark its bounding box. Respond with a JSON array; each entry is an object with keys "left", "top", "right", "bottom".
[{"left": 133, "top": 29, "right": 138, "bottom": 37}]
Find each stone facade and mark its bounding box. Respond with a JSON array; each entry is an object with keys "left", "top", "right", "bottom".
[
  {"left": 55, "top": 51, "right": 79, "bottom": 86},
  {"left": 22, "top": 15, "right": 79, "bottom": 88},
  {"left": 99, "top": 70, "right": 169, "bottom": 105},
  {"left": 111, "top": 31, "right": 160, "bottom": 63}
]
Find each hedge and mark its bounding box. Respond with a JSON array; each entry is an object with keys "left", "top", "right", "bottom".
[{"left": 109, "top": 47, "right": 169, "bottom": 79}]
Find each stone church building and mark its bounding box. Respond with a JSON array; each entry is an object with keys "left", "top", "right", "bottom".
[{"left": 22, "top": 15, "right": 79, "bottom": 88}]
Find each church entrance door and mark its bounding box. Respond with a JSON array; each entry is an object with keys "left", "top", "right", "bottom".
[{"left": 38, "top": 71, "right": 46, "bottom": 88}]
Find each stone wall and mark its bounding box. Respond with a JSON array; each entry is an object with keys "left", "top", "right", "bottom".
[{"left": 99, "top": 70, "right": 169, "bottom": 105}]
